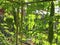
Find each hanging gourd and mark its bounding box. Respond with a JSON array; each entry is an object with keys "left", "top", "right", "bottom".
[{"left": 48, "top": 1, "right": 54, "bottom": 45}]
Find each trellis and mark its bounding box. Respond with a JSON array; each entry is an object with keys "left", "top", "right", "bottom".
[
  {"left": 17, "top": 0, "right": 55, "bottom": 45},
  {"left": 0, "top": 0, "right": 58, "bottom": 45}
]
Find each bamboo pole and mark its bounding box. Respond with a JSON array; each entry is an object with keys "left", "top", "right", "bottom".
[
  {"left": 6, "top": 0, "right": 56, "bottom": 5},
  {"left": 12, "top": 4, "right": 19, "bottom": 45},
  {"left": 16, "top": 7, "right": 19, "bottom": 45},
  {"left": 20, "top": 1, "right": 24, "bottom": 45}
]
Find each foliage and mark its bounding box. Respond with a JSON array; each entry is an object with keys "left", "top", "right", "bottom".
[{"left": 0, "top": 0, "right": 60, "bottom": 45}]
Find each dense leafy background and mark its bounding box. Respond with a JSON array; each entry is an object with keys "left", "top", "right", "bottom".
[{"left": 0, "top": 0, "right": 60, "bottom": 45}]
